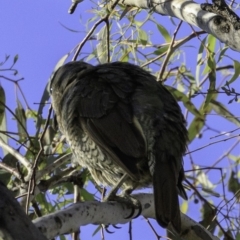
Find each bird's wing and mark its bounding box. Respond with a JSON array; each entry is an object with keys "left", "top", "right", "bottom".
[{"left": 61, "top": 64, "right": 147, "bottom": 179}]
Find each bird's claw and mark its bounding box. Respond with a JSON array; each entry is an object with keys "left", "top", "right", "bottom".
[
  {"left": 112, "top": 224, "right": 121, "bottom": 229},
  {"left": 101, "top": 223, "right": 121, "bottom": 234},
  {"left": 124, "top": 199, "right": 142, "bottom": 219},
  {"left": 109, "top": 193, "right": 142, "bottom": 219},
  {"left": 103, "top": 225, "right": 115, "bottom": 234}
]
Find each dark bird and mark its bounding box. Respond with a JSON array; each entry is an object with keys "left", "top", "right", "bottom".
[{"left": 50, "top": 61, "right": 188, "bottom": 232}]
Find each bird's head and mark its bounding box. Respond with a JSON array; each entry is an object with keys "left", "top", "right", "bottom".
[
  {"left": 49, "top": 61, "right": 92, "bottom": 111},
  {"left": 49, "top": 61, "right": 92, "bottom": 96}
]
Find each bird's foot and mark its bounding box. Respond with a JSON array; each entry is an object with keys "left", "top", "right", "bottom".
[
  {"left": 101, "top": 174, "right": 141, "bottom": 232},
  {"left": 104, "top": 192, "right": 142, "bottom": 219},
  {"left": 102, "top": 224, "right": 122, "bottom": 234},
  {"left": 120, "top": 193, "right": 142, "bottom": 219}
]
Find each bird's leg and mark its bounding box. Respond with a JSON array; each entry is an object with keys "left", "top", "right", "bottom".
[
  {"left": 118, "top": 185, "right": 142, "bottom": 219},
  {"left": 104, "top": 176, "right": 142, "bottom": 219},
  {"left": 104, "top": 173, "right": 129, "bottom": 201},
  {"left": 102, "top": 173, "right": 129, "bottom": 233},
  {"left": 102, "top": 173, "right": 142, "bottom": 221}
]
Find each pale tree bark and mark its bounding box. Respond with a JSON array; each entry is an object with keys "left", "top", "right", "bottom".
[
  {"left": 33, "top": 193, "right": 219, "bottom": 240},
  {"left": 0, "top": 179, "right": 220, "bottom": 239},
  {"left": 69, "top": 0, "right": 240, "bottom": 51},
  {"left": 73, "top": 0, "right": 239, "bottom": 52},
  {"left": 117, "top": 0, "right": 240, "bottom": 52}
]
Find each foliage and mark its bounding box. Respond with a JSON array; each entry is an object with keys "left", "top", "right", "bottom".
[{"left": 0, "top": 2, "right": 240, "bottom": 240}]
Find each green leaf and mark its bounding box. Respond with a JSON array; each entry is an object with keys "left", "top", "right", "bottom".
[
  {"left": 195, "top": 37, "right": 207, "bottom": 86},
  {"left": 195, "top": 166, "right": 215, "bottom": 189},
  {"left": 120, "top": 53, "right": 129, "bottom": 62},
  {"left": 217, "top": 46, "right": 228, "bottom": 63},
  {"left": 180, "top": 200, "right": 188, "bottom": 214},
  {"left": 0, "top": 169, "right": 11, "bottom": 186},
  {"left": 15, "top": 99, "right": 27, "bottom": 142},
  {"left": 138, "top": 29, "right": 148, "bottom": 45},
  {"left": 96, "top": 25, "right": 109, "bottom": 64},
  {"left": 3, "top": 153, "right": 18, "bottom": 168},
  {"left": 26, "top": 109, "right": 38, "bottom": 120},
  {"left": 203, "top": 70, "right": 216, "bottom": 110},
  {"left": 236, "top": 232, "right": 240, "bottom": 240},
  {"left": 227, "top": 60, "right": 240, "bottom": 85},
  {"left": 153, "top": 46, "right": 168, "bottom": 56},
  {"left": 59, "top": 235, "right": 67, "bottom": 240},
  {"left": 35, "top": 192, "right": 54, "bottom": 214},
  {"left": 132, "top": 20, "right": 143, "bottom": 27},
  {"left": 13, "top": 54, "right": 19, "bottom": 65},
  {"left": 199, "top": 202, "right": 217, "bottom": 234},
  {"left": 156, "top": 24, "right": 171, "bottom": 43},
  {"left": 207, "top": 34, "right": 216, "bottom": 53},
  {"left": 228, "top": 171, "right": 240, "bottom": 195},
  {"left": 36, "top": 53, "right": 70, "bottom": 131},
  {"left": 0, "top": 85, "right": 8, "bottom": 154},
  {"left": 196, "top": 36, "right": 206, "bottom": 68},
  {"left": 188, "top": 115, "right": 205, "bottom": 142},
  {"left": 202, "top": 188, "right": 220, "bottom": 197},
  {"left": 188, "top": 90, "right": 217, "bottom": 142},
  {"left": 210, "top": 99, "right": 240, "bottom": 126},
  {"left": 0, "top": 113, "right": 8, "bottom": 156},
  {"left": 166, "top": 86, "right": 202, "bottom": 117},
  {"left": 0, "top": 154, "right": 18, "bottom": 186},
  {"left": 92, "top": 225, "right": 101, "bottom": 236},
  {"left": 203, "top": 36, "right": 216, "bottom": 74},
  {"left": 0, "top": 85, "right": 6, "bottom": 125},
  {"left": 42, "top": 126, "right": 55, "bottom": 146},
  {"left": 81, "top": 188, "right": 95, "bottom": 201}
]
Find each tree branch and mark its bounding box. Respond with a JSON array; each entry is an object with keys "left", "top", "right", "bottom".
[
  {"left": 33, "top": 193, "right": 219, "bottom": 240},
  {"left": 0, "top": 181, "right": 47, "bottom": 240},
  {"left": 117, "top": 0, "right": 240, "bottom": 52},
  {"left": 0, "top": 137, "right": 32, "bottom": 174}
]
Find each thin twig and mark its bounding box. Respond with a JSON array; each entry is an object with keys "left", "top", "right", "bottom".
[
  {"left": 106, "top": 18, "right": 110, "bottom": 63},
  {"left": 186, "top": 179, "right": 234, "bottom": 240},
  {"left": 72, "top": 0, "right": 120, "bottom": 61},
  {"left": 25, "top": 105, "right": 53, "bottom": 213},
  {"left": 157, "top": 21, "right": 183, "bottom": 81},
  {"left": 210, "top": 127, "right": 240, "bottom": 139},
  {"left": 0, "top": 75, "right": 24, "bottom": 82},
  {"left": 128, "top": 220, "right": 132, "bottom": 240},
  {"left": 72, "top": 184, "right": 81, "bottom": 240},
  {"left": 36, "top": 152, "right": 72, "bottom": 181},
  {"left": 0, "top": 137, "right": 32, "bottom": 171},
  {"left": 0, "top": 100, "right": 32, "bottom": 145},
  {"left": 0, "top": 162, "right": 22, "bottom": 179},
  {"left": 186, "top": 135, "right": 239, "bottom": 155},
  {"left": 141, "top": 31, "right": 206, "bottom": 68}
]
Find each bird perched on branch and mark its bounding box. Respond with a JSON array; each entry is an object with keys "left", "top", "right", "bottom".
[{"left": 50, "top": 61, "right": 188, "bottom": 232}]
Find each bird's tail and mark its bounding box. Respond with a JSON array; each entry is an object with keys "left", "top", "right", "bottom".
[{"left": 152, "top": 156, "right": 182, "bottom": 233}]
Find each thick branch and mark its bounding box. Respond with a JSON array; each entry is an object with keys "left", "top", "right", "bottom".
[
  {"left": 33, "top": 193, "right": 219, "bottom": 240},
  {"left": 117, "top": 0, "right": 240, "bottom": 52},
  {"left": 0, "top": 181, "right": 47, "bottom": 240}
]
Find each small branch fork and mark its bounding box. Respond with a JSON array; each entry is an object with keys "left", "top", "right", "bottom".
[
  {"left": 72, "top": 0, "right": 120, "bottom": 61},
  {"left": 25, "top": 105, "right": 53, "bottom": 213}
]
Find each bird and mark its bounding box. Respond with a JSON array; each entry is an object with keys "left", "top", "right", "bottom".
[{"left": 50, "top": 61, "right": 188, "bottom": 233}]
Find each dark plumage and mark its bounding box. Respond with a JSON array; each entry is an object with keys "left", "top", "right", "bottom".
[{"left": 50, "top": 61, "right": 188, "bottom": 232}]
